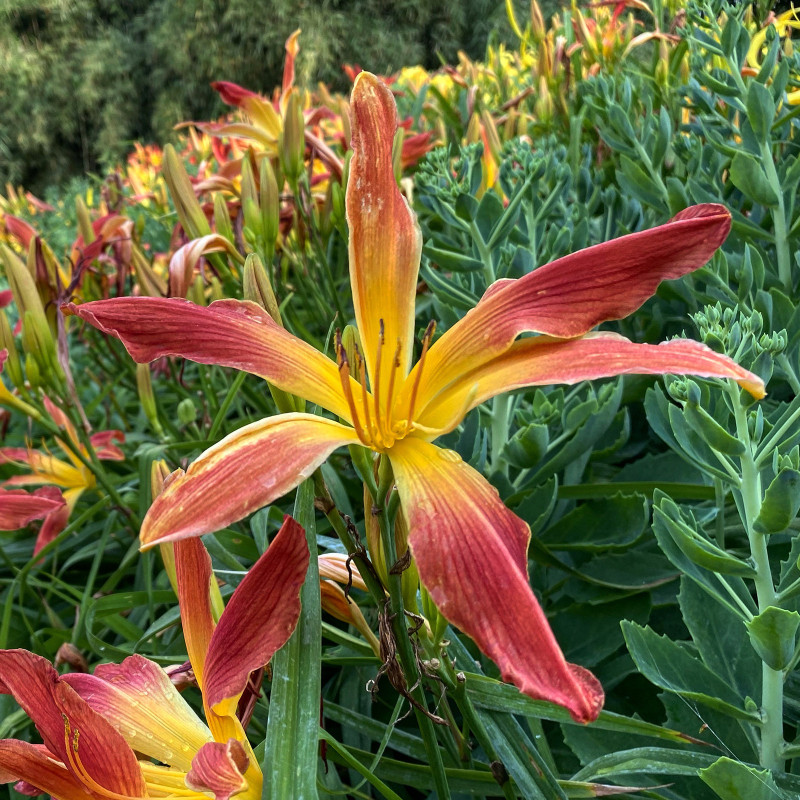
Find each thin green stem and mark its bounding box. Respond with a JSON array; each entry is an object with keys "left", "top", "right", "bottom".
[
  {"left": 469, "top": 221, "right": 496, "bottom": 285},
  {"left": 490, "top": 394, "right": 512, "bottom": 476},
  {"left": 759, "top": 139, "right": 791, "bottom": 293},
  {"left": 375, "top": 458, "right": 452, "bottom": 799},
  {"left": 731, "top": 386, "right": 783, "bottom": 770}
]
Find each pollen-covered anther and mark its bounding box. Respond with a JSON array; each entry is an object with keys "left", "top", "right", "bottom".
[{"left": 62, "top": 714, "right": 145, "bottom": 800}]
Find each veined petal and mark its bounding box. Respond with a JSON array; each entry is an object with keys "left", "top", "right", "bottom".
[
  {"left": 389, "top": 438, "right": 604, "bottom": 723},
  {"left": 347, "top": 72, "right": 422, "bottom": 392},
  {"left": 205, "top": 516, "right": 308, "bottom": 717},
  {"left": 416, "top": 333, "right": 766, "bottom": 435},
  {"left": 175, "top": 538, "right": 216, "bottom": 690},
  {"left": 0, "top": 650, "right": 146, "bottom": 794},
  {"left": 185, "top": 739, "right": 250, "bottom": 800},
  {"left": 409, "top": 205, "right": 732, "bottom": 414},
  {"left": 63, "top": 298, "right": 354, "bottom": 420},
  {"left": 33, "top": 500, "right": 71, "bottom": 556},
  {"left": 141, "top": 414, "right": 359, "bottom": 547},
  {"left": 62, "top": 654, "right": 212, "bottom": 772},
  {"left": 0, "top": 741, "right": 93, "bottom": 799},
  {"left": 0, "top": 487, "right": 65, "bottom": 530},
  {"left": 88, "top": 430, "right": 125, "bottom": 461},
  {"left": 175, "top": 538, "right": 251, "bottom": 750}
]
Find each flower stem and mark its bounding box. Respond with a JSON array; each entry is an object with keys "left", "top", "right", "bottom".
[
  {"left": 731, "top": 386, "right": 784, "bottom": 770},
  {"left": 759, "top": 139, "right": 791, "bottom": 293},
  {"left": 375, "top": 458, "right": 452, "bottom": 799}
]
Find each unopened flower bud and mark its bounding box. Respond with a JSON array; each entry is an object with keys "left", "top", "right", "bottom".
[
  {"left": 259, "top": 159, "right": 280, "bottom": 249},
  {"left": 243, "top": 253, "right": 282, "bottom": 324},
  {"left": 392, "top": 127, "right": 404, "bottom": 184},
  {"left": 0, "top": 312, "right": 24, "bottom": 389},
  {"left": 177, "top": 397, "right": 197, "bottom": 425},
  {"left": 163, "top": 144, "right": 211, "bottom": 239},
  {"left": 340, "top": 325, "right": 362, "bottom": 377},
  {"left": 213, "top": 194, "right": 234, "bottom": 245},
  {"left": 137, "top": 363, "right": 163, "bottom": 435},
  {"left": 280, "top": 89, "right": 306, "bottom": 185},
  {"left": 75, "top": 195, "right": 95, "bottom": 245}
]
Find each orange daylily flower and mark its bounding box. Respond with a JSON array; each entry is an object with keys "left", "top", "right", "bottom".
[
  {"left": 64, "top": 72, "right": 764, "bottom": 723},
  {"left": 0, "top": 515, "right": 308, "bottom": 797},
  {"left": 0, "top": 396, "right": 124, "bottom": 554}
]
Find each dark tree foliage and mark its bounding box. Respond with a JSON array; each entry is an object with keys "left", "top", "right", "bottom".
[{"left": 0, "top": 0, "right": 513, "bottom": 193}]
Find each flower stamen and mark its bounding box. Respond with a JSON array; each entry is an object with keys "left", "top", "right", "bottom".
[
  {"left": 404, "top": 321, "right": 436, "bottom": 434},
  {"left": 335, "top": 331, "right": 369, "bottom": 446},
  {"left": 353, "top": 343, "right": 377, "bottom": 447},
  {"left": 62, "top": 714, "right": 148, "bottom": 800},
  {"left": 373, "top": 319, "right": 385, "bottom": 439},
  {"left": 384, "top": 339, "right": 402, "bottom": 433}
]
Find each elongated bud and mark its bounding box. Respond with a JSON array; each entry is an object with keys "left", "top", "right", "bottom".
[
  {"left": 151, "top": 460, "right": 178, "bottom": 594},
  {"left": 163, "top": 143, "right": 211, "bottom": 239},
  {"left": 187, "top": 275, "right": 207, "bottom": 307},
  {"left": 75, "top": 195, "right": 95, "bottom": 244},
  {"left": 531, "top": 0, "right": 546, "bottom": 37},
  {"left": 2, "top": 245, "right": 40, "bottom": 320},
  {"left": 394, "top": 510, "right": 420, "bottom": 614},
  {"left": 243, "top": 253, "right": 282, "bottom": 324},
  {"left": 131, "top": 246, "right": 168, "bottom": 297},
  {"left": 466, "top": 112, "right": 481, "bottom": 144},
  {"left": 213, "top": 194, "right": 234, "bottom": 245},
  {"left": 392, "top": 127, "right": 404, "bottom": 183},
  {"left": 240, "top": 155, "right": 259, "bottom": 210},
  {"left": 0, "top": 312, "right": 24, "bottom": 389},
  {"left": 137, "top": 364, "right": 163, "bottom": 435},
  {"left": 21, "top": 309, "right": 59, "bottom": 382},
  {"left": 340, "top": 325, "right": 361, "bottom": 375},
  {"left": 242, "top": 196, "right": 263, "bottom": 240},
  {"left": 209, "top": 276, "right": 224, "bottom": 302},
  {"left": 365, "top": 484, "right": 388, "bottom": 587},
  {"left": 320, "top": 580, "right": 381, "bottom": 657},
  {"left": 280, "top": 89, "right": 305, "bottom": 185},
  {"left": 480, "top": 110, "right": 502, "bottom": 162},
  {"left": 259, "top": 159, "right": 280, "bottom": 248},
  {"left": 24, "top": 351, "right": 41, "bottom": 389}
]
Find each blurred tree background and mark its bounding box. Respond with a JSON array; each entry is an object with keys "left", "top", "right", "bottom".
[{"left": 0, "top": 0, "right": 517, "bottom": 193}]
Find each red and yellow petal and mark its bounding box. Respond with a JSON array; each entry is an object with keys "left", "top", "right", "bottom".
[
  {"left": 63, "top": 297, "right": 353, "bottom": 420},
  {"left": 0, "top": 650, "right": 146, "bottom": 794},
  {"left": 185, "top": 739, "right": 250, "bottom": 800},
  {"left": 388, "top": 438, "right": 604, "bottom": 723},
  {"left": 204, "top": 516, "right": 308, "bottom": 717},
  {"left": 347, "top": 72, "right": 422, "bottom": 394},
  {"left": 175, "top": 537, "right": 251, "bottom": 750},
  {"left": 175, "top": 538, "right": 216, "bottom": 690},
  {"left": 0, "top": 487, "right": 65, "bottom": 531},
  {"left": 140, "top": 414, "right": 360, "bottom": 547},
  {"left": 63, "top": 654, "right": 212, "bottom": 772},
  {"left": 88, "top": 431, "right": 125, "bottom": 461},
  {"left": 0, "top": 741, "right": 96, "bottom": 800},
  {"left": 408, "top": 205, "right": 732, "bottom": 413},
  {"left": 416, "top": 333, "right": 766, "bottom": 435}
]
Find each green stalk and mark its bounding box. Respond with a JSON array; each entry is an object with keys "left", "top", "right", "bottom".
[
  {"left": 375, "top": 457, "right": 452, "bottom": 799},
  {"left": 731, "top": 386, "right": 783, "bottom": 770},
  {"left": 759, "top": 140, "right": 791, "bottom": 292},
  {"left": 469, "top": 221, "right": 496, "bottom": 285},
  {"left": 490, "top": 393, "right": 512, "bottom": 476}
]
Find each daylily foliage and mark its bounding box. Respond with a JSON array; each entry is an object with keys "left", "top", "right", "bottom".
[{"left": 65, "top": 72, "right": 763, "bottom": 724}]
